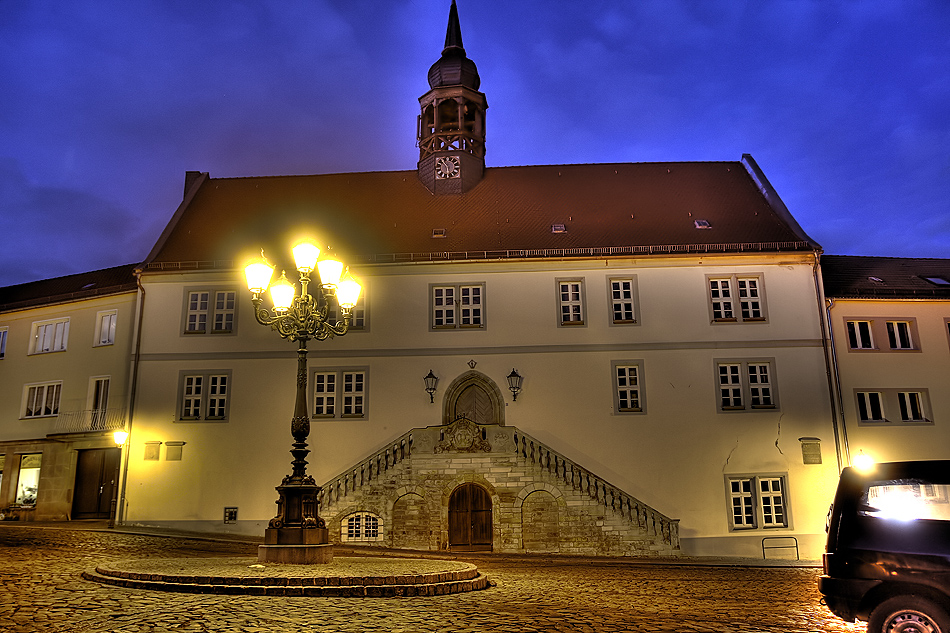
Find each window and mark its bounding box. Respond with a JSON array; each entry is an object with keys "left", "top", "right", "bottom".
[
  {"left": 15, "top": 454, "right": 42, "bottom": 506},
  {"left": 608, "top": 278, "right": 638, "bottom": 324},
  {"left": 22, "top": 382, "right": 62, "bottom": 418},
  {"left": 312, "top": 369, "right": 368, "bottom": 419},
  {"left": 898, "top": 391, "right": 927, "bottom": 422},
  {"left": 90, "top": 377, "right": 110, "bottom": 430},
  {"left": 557, "top": 279, "right": 585, "bottom": 326},
  {"left": 94, "top": 310, "right": 117, "bottom": 346},
  {"left": 341, "top": 512, "right": 383, "bottom": 542},
  {"left": 716, "top": 360, "right": 777, "bottom": 412},
  {"left": 846, "top": 321, "right": 874, "bottom": 349},
  {"left": 844, "top": 318, "right": 919, "bottom": 353},
  {"left": 183, "top": 289, "right": 237, "bottom": 335},
  {"left": 612, "top": 361, "right": 644, "bottom": 413},
  {"left": 707, "top": 275, "right": 766, "bottom": 323},
  {"left": 853, "top": 389, "right": 933, "bottom": 425},
  {"left": 178, "top": 372, "right": 231, "bottom": 420},
  {"left": 431, "top": 284, "right": 484, "bottom": 329},
  {"left": 29, "top": 317, "right": 69, "bottom": 354},
  {"left": 886, "top": 321, "right": 914, "bottom": 350},
  {"left": 0, "top": 326, "right": 7, "bottom": 359},
  {"left": 856, "top": 392, "right": 885, "bottom": 422},
  {"left": 727, "top": 475, "right": 788, "bottom": 530}
]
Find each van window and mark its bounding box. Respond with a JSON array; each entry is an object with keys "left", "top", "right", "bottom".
[{"left": 860, "top": 479, "right": 950, "bottom": 521}]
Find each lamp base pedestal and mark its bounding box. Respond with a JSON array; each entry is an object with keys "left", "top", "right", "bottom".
[{"left": 258, "top": 543, "right": 334, "bottom": 564}]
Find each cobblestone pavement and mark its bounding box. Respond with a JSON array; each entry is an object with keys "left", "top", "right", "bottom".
[{"left": 0, "top": 525, "right": 866, "bottom": 633}]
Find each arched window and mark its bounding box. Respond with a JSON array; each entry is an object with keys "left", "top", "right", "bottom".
[{"left": 341, "top": 512, "right": 383, "bottom": 542}]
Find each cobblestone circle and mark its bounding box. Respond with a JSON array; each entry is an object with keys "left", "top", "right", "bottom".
[{"left": 0, "top": 525, "right": 867, "bottom": 633}]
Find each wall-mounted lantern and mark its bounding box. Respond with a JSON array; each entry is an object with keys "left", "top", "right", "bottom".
[
  {"left": 507, "top": 369, "right": 523, "bottom": 401},
  {"left": 424, "top": 370, "right": 439, "bottom": 403}
]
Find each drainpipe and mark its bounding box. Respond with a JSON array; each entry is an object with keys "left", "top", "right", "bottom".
[
  {"left": 116, "top": 269, "right": 146, "bottom": 525},
  {"left": 813, "top": 251, "right": 848, "bottom": 472}
]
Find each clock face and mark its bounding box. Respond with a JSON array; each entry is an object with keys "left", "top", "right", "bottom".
[{"left": 435, "top": 156, "right": 461, "bottom": 179}]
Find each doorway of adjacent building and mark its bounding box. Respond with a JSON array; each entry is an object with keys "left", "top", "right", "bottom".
[
  {"left": 448, "top": 483, "right": 492, "bottom": 550},
  {"left": 72, "top": 448, "right": 120, "bottom": 519}
]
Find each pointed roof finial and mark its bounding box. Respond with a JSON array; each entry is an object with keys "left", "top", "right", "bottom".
[
  {"left": 444, "top": 0, "right": 463, "bottom": 52},
  {"left": 427, "top": 0, "right": 480, "bottom": 90}
]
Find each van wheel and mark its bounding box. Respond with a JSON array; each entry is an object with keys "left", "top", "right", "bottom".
[{"left": 869, "top": 596, "right": 950, "bottom": 633}]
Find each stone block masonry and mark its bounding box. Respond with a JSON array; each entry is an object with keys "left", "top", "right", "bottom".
[{"left": 320, "top": 422, "right": 679, "bottom": 557}]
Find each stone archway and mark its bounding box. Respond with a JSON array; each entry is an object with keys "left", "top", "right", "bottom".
[
  {"left": 522, "top": 490, "right": 560, "bottom": 553},
  {"left": 441, "top": 370, "right": 506, "bottom": 426}
]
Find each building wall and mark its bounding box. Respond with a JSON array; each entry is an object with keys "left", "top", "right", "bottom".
[
  {"left": 0, "top": 291, "right": 137, "bottom": 519},
  {"left": 124, "top": 251, "right": 839, "bottom": 557},
  {"left": 828, "top": 297, "right": 950, "bottom": 464}
]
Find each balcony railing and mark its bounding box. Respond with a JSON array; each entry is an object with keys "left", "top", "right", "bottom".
[{"left": 53, "top": 408, "right": 126, "bottom": 434}]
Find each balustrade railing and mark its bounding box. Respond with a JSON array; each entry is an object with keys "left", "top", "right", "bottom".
[
  {"left": 317, "top": 424, "right": 678, "bottom": 549},
  {"left": 319, "top": 430, "right": 414, "bottom": 509},
  {"left": 52, "top": 408, "right": 126, "bottom": 434},
  {"left": 511, "top": 428, "right": 679, "bottom": 549}
]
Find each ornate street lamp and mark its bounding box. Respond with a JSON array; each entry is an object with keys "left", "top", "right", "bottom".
[{"left": 244, "top": 240, "right": 362, "bottom": 564}]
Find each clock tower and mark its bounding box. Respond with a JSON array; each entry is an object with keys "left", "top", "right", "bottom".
[{"left": 417, "top": 1, "right": 487, "bottom": 195}]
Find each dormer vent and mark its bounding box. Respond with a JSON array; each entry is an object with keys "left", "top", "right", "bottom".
[
  {"left": 551, "top": 223, "right": 567, "bottom": 234},
  {"left": 694, "top": 219, "right": 711, "bottom": 229},
  {"left": 432, "top": 228, "right": 447, "bottom": 238}
]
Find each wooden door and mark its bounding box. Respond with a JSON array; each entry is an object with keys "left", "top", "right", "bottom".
[
  {"left": 72, "top": 448, "right": 119, "bottom": 519},
  {"left": 448, "top": 483, "right": 492, "bottom": 550},
  {"left": 453, "top": 384, "right": 492, "bottom": 426}
]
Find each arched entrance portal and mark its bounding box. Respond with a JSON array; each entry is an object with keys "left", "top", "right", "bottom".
[
  {"left": 454, "top": 383, "right": 493, "bottom": 425},
  {"left": 441, "top": 370, "right": 506, "bottom": 427},
  {"left": 448, "top": 483, "right": 492, "bottom": 551}
]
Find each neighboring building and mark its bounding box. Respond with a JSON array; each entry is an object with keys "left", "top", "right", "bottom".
[
  {"left": 0, "top": 264, "right": 138, "bottom": 521},
  {"left": 822, "top": 255, "right": 950, "bottom": 466},
  {"left": 116, "top": 2, "right": 841, "bottom": 558}
]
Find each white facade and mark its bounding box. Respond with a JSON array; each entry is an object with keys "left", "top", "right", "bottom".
[
  {"left": 0, "top": 268, "right": 137, "bottom": 521},
  {"left": 123, "top": 251, "right": 840, "bottom": 557}
]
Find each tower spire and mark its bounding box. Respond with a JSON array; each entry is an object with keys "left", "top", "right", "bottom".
[
  {"left": 444, "top": 0, "right": 463, "bottom": 51},
  {"left": 416, "top": 1, "right": 488, "bottom": 195}
]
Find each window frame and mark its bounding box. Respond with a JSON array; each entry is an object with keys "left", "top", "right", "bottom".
[
  {"left": 180, "top": 288, "right": 239, "bottom": 336},
  {"left": 714, "top": 358, "right": 779, "bottom": 413},
  {"left": 340, "top": 512, "right": 384, "bottom": 542},
  {"left": 853, "top": 388, "right": 934, "bottom": 425},
  {"left": 0, "top": 326, "right": 7, "bottom": 359},
  {"left": 607, "top": 277, "right": 640, "bottom": 326},
  {"left": 176, "top": 370, "right": 232, "bottom": 422},
  {"left": 429, "top": 283, "right": 485, "bottom": 330},
  {"left": 556, "top": 278, "right": 586, "bottom": 327},
  {"left": 885, "top": 320, "right": 915, "bottom": 350},
  {"left": 611, "top": 360, "right": 646, "bottom": 414},
  {"left": 842, "top": 317, "right": 921, "bottom": 353},
  {"left": 725, "top": 473, "right": 790, "bottom": 531},
  {"left": 15, "top": 453, "right": 43, "bottom": 506},
  {"left": 706, "top": 274, "right": 768, "bottom": 324},
  {"left": 28, "top": 317, "right": 70, "bottom": 354},
  {"left": 310, "top": 367, "right": 369, "bottom": 420},
  {"left": 21, "top": 381, "right": 63, "bottom": 419},
  {"left": 94, "top": 310, "right": 118, "bottom": 347}
]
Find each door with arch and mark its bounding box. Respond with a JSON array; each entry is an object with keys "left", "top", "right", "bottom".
[
  {"left": 448, "top": 483, "right": 492, "bottom": 550},
  {"left": 453, "top": 383, "right": 493, "bottom": 426}
]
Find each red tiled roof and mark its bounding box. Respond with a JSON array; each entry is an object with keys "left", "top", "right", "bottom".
[
  {"left": 0, "top": 264, "right": 139, "bottom": 312},
  {"left": 822, "top": 255, "right": 950, "bottom": 299},
  {"left": 146, "top": 161, "right": 816, "bottom": 271}
]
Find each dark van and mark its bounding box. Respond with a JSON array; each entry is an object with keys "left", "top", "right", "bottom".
[{"left": 820, "top": 460, "right": 950, "bottom": 632}]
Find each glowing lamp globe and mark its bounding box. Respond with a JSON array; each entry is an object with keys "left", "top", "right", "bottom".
[
  {"left": 244, "top": 261, "right": 275, "bottom": 294},
  {"left": 292, "top": 241, "right": 321, "bottom": 274},
  {"left": 269, "top": 271, "right": 296, "bottom": 312},
  {"left": 317, "top": 257, "right": 345, "bottom": 287}
]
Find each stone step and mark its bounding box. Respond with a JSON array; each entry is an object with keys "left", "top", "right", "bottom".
[{"left": 81, "top": 556, "right": 491, "bottom": 597}]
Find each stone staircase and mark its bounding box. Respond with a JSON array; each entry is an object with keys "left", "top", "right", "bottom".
[{"left": 318, "top": 421, "right": 680, "bottom": 557}]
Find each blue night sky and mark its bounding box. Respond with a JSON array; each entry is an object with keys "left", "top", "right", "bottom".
[{"left": 1, "top": 1, "right": 948, "bottom": 287}]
